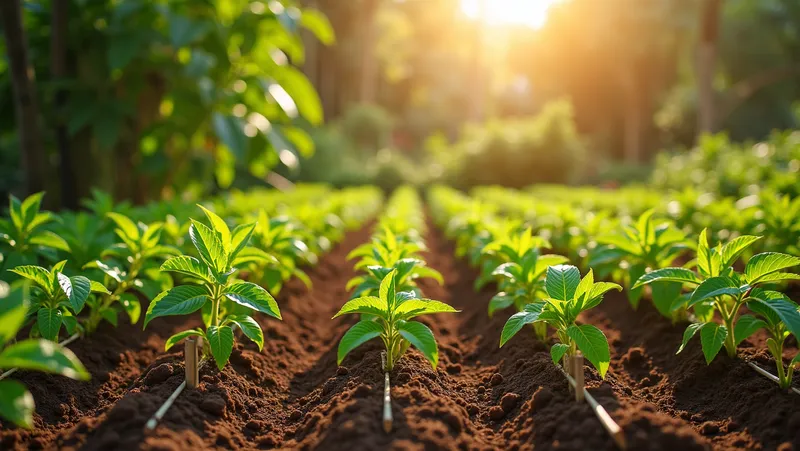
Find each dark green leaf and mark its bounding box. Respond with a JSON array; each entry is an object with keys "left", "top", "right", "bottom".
[
  {"left": 224, "top": 282, "right": 281, "bottom": 319},
  {"left": 207, "top": 325, "right": 234, "bottom": 371},
  {"left": 397, "top": 320, "right": 439, "bottom": 368},
  {"left": 337, "top": 320, "right": 383, "bottom": 364}
]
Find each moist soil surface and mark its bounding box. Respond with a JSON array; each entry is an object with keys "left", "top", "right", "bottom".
[{"left": 1, "top": 218, "right": 799, "bottom": 450}]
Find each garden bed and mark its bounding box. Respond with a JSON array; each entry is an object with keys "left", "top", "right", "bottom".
[{"left": 1, "top": 219, "right": 798, "bottom": 450}]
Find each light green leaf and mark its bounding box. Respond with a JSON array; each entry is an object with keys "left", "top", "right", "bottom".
[
  {"left": 107, "top": 212, "right": 140, "bottom": 241},
  {"left": 189, "top": 220, "right": 227, "bottom": 273},
  {"left": 37, "top": 308, "right": 62, "bottom": 341},
  {"left": 0, "top": 338, "right": 89, "bottom": 379},
  {"left": 379, "top": 269, "right": 397, "bottom": 310},
  {"left": 19, "top": 192, "right": 44, "bottom": 228},
  {"left": 160, "top": 256, "right": 214, "bottom": 283},
  {"left": 119, "top": 293, "right": 141, "bottom": 324},
  {"left": 550, "top": 343, "right": 570, "bottom": 366},
  {"left": 228, "top": 315, "right": 264, "bottom": 351},
  {"left": 164, "top": 329, "right": 203, "bottom": 351},
  {"left": 57, "top": 274, "right": 91, "bottom": 313},
  {"left": 747, "top": 295, "right": 800, "bottom": 339},
  {"left": 29, "top": 232, "right": 70, "bottom": 252},
  {"left": 413, "top": 266, "right": 445, "bottom": 285},
  {"left": 300, "top": 9, "right": 335, "bottom": 45},
  {"left": 394, "top": 299, "right": 459, "bottom": 320},
  {"left": 632, "top": 267, "right": 701, "bottom": 289},
  {"left": 0, "top": 282, "right": 28, "bottom": 345},
  {"left": 487, "top": 293, "right": 515, "bottom": 318},
  {"left": 545, "top": 264, "right": 581, "bottom": 302},
  {"left": 337, "top": 320, "right": 383, "bottom": 365},
  {"left": 229, "top": 223, "right": 257, "bottom": 263},
  {"left": 90, "top": 281, "right": 110, "bottom": 294},
  {"left": 397, "top": 320, "right": 439, "bottom": 368},
  {"left": 224, "top": 282, "right": 281, "bottom": 319},
  {"left": 677, "top": 322, "right": 705, "bottom": 354},
  {"left": 499, "top": 302, "right": 546, "bottom": 347},
  {"left": 745, "top": 252, "right": 800, "bottom": 284},
  {"left": 207, "top": 325, "right": 234, "bottom": 371},
  {"left": 582, "top": 282, "right": 623, "bottom": 311},
  {"left": 8, "top": 266, "right": 51, "bottom": 293},
  {"left": 197, "top": 205, "right": 231, "bottom": 252},
  {"left": 0, "top": 380, "right": 34, "bottom": 428},
  {"left": 720, "top": 235, "right": 762, "bottom": 269},
  {"left": 567, "top": 324, "right": 610, "bottom": 378},
  {"left": 750, "top": 272, "right": 800, "bottom": 284},
  {"left": 700, "top": 323, "right": 727, "bottom": 364},
  {"left": 144, "top": 286, "right": 208, "bottom": 328},
  {"left": 333, "top": 296, "right": 386, "bottom": 319},
  {"left": 689, "top": 276, "right": 744, "bottom": 307}
]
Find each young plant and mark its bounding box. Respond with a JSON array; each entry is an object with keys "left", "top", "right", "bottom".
[
  {"left": 0, "top": 193, "right": 70, "bottom": 275},
  {"left": 346, "top": 227, "right": 443, "bottom": 299},
  {"left": 145, "top": 206, "right": 281, "bottom": 370},
  {"left": 8, "top": 262, "right": 107, "bottom": 341},
  {"left": 634, "top": 229, "right": 800, "bottom": 362},
  {"left": 335, "top": 270, "right": 458, "bottom": 370},
  {"left": 746, "top": 289, "right": 800, "bottom": 389},
  {"left": 591, "top": 209, "right": 690, "bottom": 318},
  {"left": 82, "top": 213, "right": 178, "bottom": 334},
  {"left": 0, "top": 281, "right": 89, "bottom": 428},
  {"left": 500, "top": 264, "right": 621, "bottom": 379}
]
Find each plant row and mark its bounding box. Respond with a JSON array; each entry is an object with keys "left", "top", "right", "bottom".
[
  {"left": 0, "top": 186, "right": 382, "bottom": 428},
  {"left": 428, "top": 185, "right": 800, "bottom": 389}
]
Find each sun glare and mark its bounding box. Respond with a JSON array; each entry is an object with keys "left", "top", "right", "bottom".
[{"left": 460, "top": 0, "right": 558, "bottom": 29}]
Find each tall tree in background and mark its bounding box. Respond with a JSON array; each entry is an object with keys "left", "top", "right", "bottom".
[
  {"left": 697, "top": 0, "right": 721, "bottom": 136},
  {"left": 0, "top": 0, "right": 46, "bottom": 196}
]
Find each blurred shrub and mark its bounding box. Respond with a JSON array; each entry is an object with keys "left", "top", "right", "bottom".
[
  {"left": 430, "top": 100, "right": 586, "bottom": 189},
  {"left": 652, "top": 131, "right": 800, "bottom": 198},
  {"left": 339, "top": 104, "right": 394, "bottom": 152}
]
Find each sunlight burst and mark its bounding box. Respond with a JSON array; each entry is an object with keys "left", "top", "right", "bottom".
[{"left": 460, "top": 0, "right": 558, "bottom": 28}]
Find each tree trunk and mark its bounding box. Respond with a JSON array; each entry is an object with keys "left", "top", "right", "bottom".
[
  {"left": 359, "top": 0, "right": 379, "bottom": 103},
  {"left": 51, "top": 0, "right": 77, "bottom": 209},
  {"left": 0, "top": 0, "right": 47, "bottom": 196},
  {"left": 696, "top": 0, "right": 721, "bottom": 137}
]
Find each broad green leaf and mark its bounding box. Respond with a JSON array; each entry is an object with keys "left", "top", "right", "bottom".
[
  {"left": 160, "top": 256, "right": 214, "bottom": 283},
  {"left": 228, "top": 315, "right": 264, "bottom": 351},
  {"left": 230, "top": 223, "right": 257, "bottom": 263},
  {"left": 337, "top": 320, "right": 383, "bottom": 364},
  {"left": 224, "top": 282, "right": 281, "bottom": 319},
  {"left": 582, "top": 282, "right": 623, "bottom": 311},
  {"left": 696, "top": 228, "right": 714, "bottom": 277},
  {"left": 29, "top": 232, "right": 70, "bottom": 252},
  {"left": 379, "top": 269, "right": 397, "bottom": 310},
  {"left": 397, "top": 320, "right": 439, "bottom": 368},
  {"left": 119, "top": 293, "right": 141, "bottom": 324},
  {"left": 37, "top": 308, "right": 62, "bottom": 341},
  {"left": 413, "top": 266, "right": 445, "bottom": 285},
  {"left": 19, "top": 192, "right": 44, "bottom": 228},
  {"left": 333, "top": 296, "right": 386, "bottom": 319},
  {"left": 394, "top": 299, "right": 459, "bottom": 320},
  {"left": 8, "top": 266, "right": 51, "bottom": 293},
  {"left": 488, "top": 293, "right": 515, "bottom": 318},
  {"left": 90, "top": 281, "right": 110, "bottom": 294},
  {"left": 574, "top": 269, "right": 594, "bottom": 305},
  {"left": 165, "top": 329, "right": 203, "bottom": 351},
  {"left": 627, "top": 263, "right": 646, "bottom": 309},
  {"left": 632, "top": 267, "right": 701, "bottom": 289},
  {"left": 189, "top": 220, "right": 227, "bottom": 273},
  {"left": 752, "top": 272, "right": 800, "bottom": 284},
  {"left": 0, "top": 338, "right": 89, "bottom": 379},
  {"left": 0, "top": 380, "right": 34, "bottom": 428},
  {"left": 144, "top": 286, "right": 208, "bottom": 328},
  {"left": 745, "top": 253, "right": 800, "bottom": 284},
  {"left": 62, "top": 314, "right": 78, "bottom": 335},
  {"left": 567, "top": 324, "right": 610, "bottom": 378},
  {"left": 107, "top": 212, "right": 140, "bottom": 241},
  {"left": 100, "top": 308, "right": 118, "bottom": 326},
  {"left": 57, "top": 274, "right": 90, "bottom": 313},
  {"left": 300, "top": 9, "right": 335, "bottom": 45},
  {"left": 651, "top": 282, "right": 683, "bottom": 318},
  {"left": 700, "top": 323, "right": 727, "bottom": 364},
  {"left": 734, "top": 315, "right": 766, "bottom": 346},
  {"left": 197, "top": 205, "right": 231, "bottom": 251},
  {"left": 677, "top": 322, "right": 705, "bottom": 354},
  {"left": 0, "top": 282, "right": 28, "bottom": 345},
  {"left": 550, "top": 343, "right": 570, "bottom": 365},
  {"left": 721, "top": 235, "right": 762, "bottom": 269},
  {"left": 545, "top": 265, "right": 581, "bottom": 302},
  {"left": 747, "top": 296, "right": 800, "bottom": 339},
  {"left": 207, "top": 325, "right": 234, "bottom": 371},
  {"left": 689, "top": 276, "right": 744, "bottom": 307},
  {"left": 499, "top": 302, "right": 546, "bottom": 347}
]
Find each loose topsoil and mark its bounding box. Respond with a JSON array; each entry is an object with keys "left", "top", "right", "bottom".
[{"left": 1, "top": 218, "right": 799, "bottom": 450}]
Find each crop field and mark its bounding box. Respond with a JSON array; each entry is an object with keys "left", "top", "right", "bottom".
[{"left": 0, "top": 181, "right": 798, "bottom": 451}]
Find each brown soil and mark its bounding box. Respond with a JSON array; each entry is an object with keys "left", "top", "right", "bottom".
[{"left": 1, "top": 219, "right": 798, "bottom": 450}]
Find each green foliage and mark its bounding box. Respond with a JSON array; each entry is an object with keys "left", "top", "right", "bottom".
[
  {"left": 635, "top": 228, "right": 800, "bottom": 364},
  {"left": 0, "top": 281, "right": 89, "bottom": 429},
  {"left": 500, "top": 265, "right": 620, "bottom": 379},
  {"left": 0, "top": 193, "right": 69, "bottom": 276},
  {"left": 335, "top": 270, "right": 457, "bottom": 370},
  {"left": 146, "top": 206, "right": 280, "bottom": 371}
]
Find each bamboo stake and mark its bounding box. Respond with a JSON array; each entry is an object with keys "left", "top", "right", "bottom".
[
  {"left": 559, "top": 366, "right": 626, "bottom": 450},
  {"left": 747, "top": 361, "right": 800, "bottom": 396},
  {"left": 381, "top": 351, "right": 392, "bottom": 433},
  {"left": 572, "top": 353, "right": 585, "bottom": 402},
  {"left": 0, "top": 333, "right": 80, "bottom": 381},
  {"left": 145, "top": 341, "right": 206, "bottom": 431}
]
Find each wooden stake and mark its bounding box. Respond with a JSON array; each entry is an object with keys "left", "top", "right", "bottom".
[
  {"left": 559, "top": 366, "right": 626, "bottom": 450},
  {"left": 381, "top": 351, "right": 392, "bottom": 433},
  {"left": 572, "top": 353, "right": 585, "bottom": 402},
  {"left": 747, "top": 361, "right": 800, "bottom": 396},
  {"left": 185, "top": 337, "right": 201, "bottom": 389}
]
